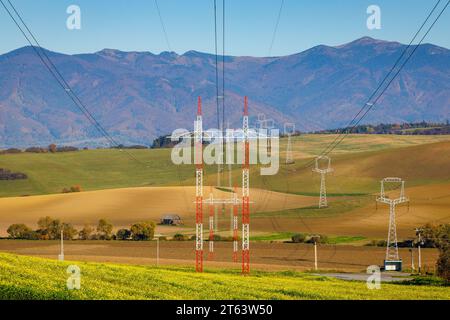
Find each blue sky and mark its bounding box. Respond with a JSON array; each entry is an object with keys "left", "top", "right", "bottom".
[{"left": 1, "top": 0, "right": 449, "bottom": 56}]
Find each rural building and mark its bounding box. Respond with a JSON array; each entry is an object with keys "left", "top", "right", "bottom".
[{"left": 160, "top": 214, "right": 183, "bottom": 226}]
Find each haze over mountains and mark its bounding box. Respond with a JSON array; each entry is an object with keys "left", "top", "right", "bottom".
[{"left": 0, "top": 37, "right": 449, "bottom": 147}]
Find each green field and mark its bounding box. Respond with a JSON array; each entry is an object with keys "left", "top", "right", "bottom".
[
  {"left": 0, "top": 253, "right": 448, "bottom": 300},
  {"left": 1, "top": 134, "right": 450, "bottom": 198}
]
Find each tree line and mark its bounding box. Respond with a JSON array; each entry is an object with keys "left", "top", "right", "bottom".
[
  {"left": 312, "top": 121, "right": 450, "bottom": 135},
  {"left": 0, "top": 144, "right": 80, "bottom": 154},
  {"left": 6, "top": 217, "right": 155, "bottom": 241}
]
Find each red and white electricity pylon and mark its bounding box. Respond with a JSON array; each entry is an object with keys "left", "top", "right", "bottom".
[
  {"left": 242, "top": 96, "right": 250, "bottom": 274},
  {"left": 194, "top": 96, "right": 251, "bottom": 274},
  {"left": 208, "top": 191, "right": 215, "bottom": 260},
  {"left": 233, "top": 186, "right": 239, "bottom": 262},
  {"left": 195, "top": 96, "right": 204, "bottom": 272}
]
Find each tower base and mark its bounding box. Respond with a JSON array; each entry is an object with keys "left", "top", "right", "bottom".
[{"left": 384, "top": 260, "right": 402, "bottom": 272}]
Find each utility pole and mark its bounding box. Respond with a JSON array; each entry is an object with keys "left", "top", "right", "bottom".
[
  {"left": 156, "top": 236, "right": 159, "bottom": 267},
  {"left": 311, "top": 235, "right": 321, "bottom": 271},
  {"left": 314, "top": 241, "right": 318, "bottom": 271},
  {"left": 415, "top": 228, "right": 423, "bottom": 274},
  {"left": 376, "top": 177, "right": 409, "bottom": 271},
  {"left": 312, "top": 156, "right": 333, "bottom": 208},
  {"left": 154, "top": 233, "right": 163, "bottom": 267},
  {"left": 58, "top": 228, "right": 64, "bottom": 261}
]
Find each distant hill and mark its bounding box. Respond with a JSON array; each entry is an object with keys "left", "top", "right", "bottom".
[
  {"left": 0, "top": 37, "right": 449, "bottom": 147},
  {"left": 313, "top": 121, "right": 450, "bottom": 135}
]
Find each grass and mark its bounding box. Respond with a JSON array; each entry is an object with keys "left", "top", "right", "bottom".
[
  {"left": 250, "top": 232, "right": 366, "bottom": 244},
  {"left": 0, "top": 253, "right": 449, "bottom": 300},
  {"left": 250, "top": 232, "right": 295, "bottom": 241},
  {"left": 1, "top": 135, "right": 450, "bottom": 198},
  {"left": 253, "top": 196, "right": 371, "bottom": 218},
  {"left": 326, "top": 236, "right": 367, "bottom": 244}
]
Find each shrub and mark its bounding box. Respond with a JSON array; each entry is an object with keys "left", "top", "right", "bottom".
[
  {"left": 173, "top": 233, "right": 187, "bottom": 241},
  {"left": 116, "top": 229, "right": 132, "bottom": 240},
  {"left": 22, "top": 230, "right": 39, "bottom": 240},
  {"left": 292, "top": 233, "right": 307, "bottom": 243},
  {"left": 302, "top": 234, "right": 328, "bottom": 244},
  {"left": 97, "top": 219, "right": 113, "bottom": 240},
  {"left": 79, "top": 225, "right": 94, "bottom": 240},
  {"left": 62, "top": 223, "right": 78, "bottom": 240},
  {"left": 7, "top": 224, "right": 32, "bottom": 239},
  {"left": 62, "top": 185, "right": 82, "bottom": 193},
  {"left": 130, "top": 222, "right": 155, "bottom": 241},
  {"left": 0, "top": 148, "right": 22, "bottom": 154},
  {"left": 416, "top": 223, "right": 449, "bottom": 281},
  {"left": 37, "top": 216, "right": 61, "bottom": 240},
  {"left": 25, "top": 147, "right": 47, "bottom": 153},
  {"left": 377, "top": 240, "right": 387, "bottom": 247},
  {"left": 436, "top": 248, "right": 449, "bottom": 282},
  {"left": 56, "top": 146, "right": 78, "bottom": 152},
  {"left": 70, "top": 185, "right": 82, "bottom": 192}
]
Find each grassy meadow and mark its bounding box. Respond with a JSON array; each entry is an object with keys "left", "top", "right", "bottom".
[{"left": 1, "top": 134, "right": 450, "bottom": 198}]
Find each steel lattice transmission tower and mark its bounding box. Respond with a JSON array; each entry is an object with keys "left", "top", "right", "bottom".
[
  {"left": 257, "top": 113, "right": 274, "bottom": 156},
  {"left": 242, "top": 96, "right": 251, "bottom": 274},
  {"left": 284, "top": 123, "right": 295, "bottom": 165},
  {"left": 312, "top": 156, "right": 333, "bottom": 208},
  {"left": 208, "top": 192, "right": 215, "bottom": 260},
  {"left": 194, "top": 97, "right": 204, "bottom": 272},
  {"left": 376, "top": 177, "right": 409, "bottom": 271},
  {"left": 232, "top": 186, "right": 239, "bottom": 262}
]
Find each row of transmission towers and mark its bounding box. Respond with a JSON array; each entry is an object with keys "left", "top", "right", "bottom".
[
  {"left": 194, "top": 101, "right": 409, "bottom": 273},
  {"left": 194, "top": 96, "right": 251, "bottom": 274}
]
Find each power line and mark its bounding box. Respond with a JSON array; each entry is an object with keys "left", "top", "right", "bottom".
[
  {"left": 213, "top": 0, "right": 221, "bottom": 131},
  {"left": 268, "top": 0, "right": 285, "bottom": 57},
  {"left": 301, "top": 0, "right": 449, "bottom": 169},
  {"left": 315, "top": 0, "right": 443, "bottom": 160},
  {"left": 222, "top": 0, "right": 226, "bottom": 135},
  {"left": 154, "top": 0, "right": 172, "bottom": 52},
  {"left": 1, "top": 0, "right": 148, "bottom": 166}
]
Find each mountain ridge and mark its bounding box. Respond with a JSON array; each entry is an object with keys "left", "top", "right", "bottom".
[{"left": 0, "top": 37, "right": 449, "bottom": 148}]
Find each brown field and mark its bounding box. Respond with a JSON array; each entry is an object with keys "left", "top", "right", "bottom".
[
  {"left": 252, "top": 183, "right": 450, "bottom": 239},
  {"left": 0, "top": 186, "right": 316, "bottom": 236},
  {"left": 0, "top": 183, "right": 449, "bottom": 240},
  {"left": 0, "top": 240, "right": 439, "bottom": 273}
]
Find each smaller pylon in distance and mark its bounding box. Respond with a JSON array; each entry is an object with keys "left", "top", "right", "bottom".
[
  {"left": 312, "top": 156, "right": 333, "bottom": 208},
  {"left": 284, "top": 123, "right": 295, "bottom": 165}
]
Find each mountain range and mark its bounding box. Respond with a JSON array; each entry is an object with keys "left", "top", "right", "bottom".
[{"left": 0, "top": 37, "right": 449, "bottom": 147}]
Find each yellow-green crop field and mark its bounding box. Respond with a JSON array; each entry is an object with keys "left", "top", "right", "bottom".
[{"left": 0, "top": 253, "right": 448, "bottom": 300}]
